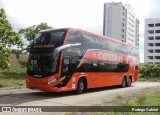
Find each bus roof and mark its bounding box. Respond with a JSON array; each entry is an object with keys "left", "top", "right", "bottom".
[
  {"left": 75, "top": 28, "right": 139, "bottom": 49},
  {"left": 40, "top": 28, "right": 68, "bottom": 33},
  {"left": 40, "top": 27, "right": 139, "bottom": 49}
]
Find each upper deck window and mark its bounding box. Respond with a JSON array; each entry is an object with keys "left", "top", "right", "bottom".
[{"left": 33, "top": 30, "right": 66, "bottom": 45}]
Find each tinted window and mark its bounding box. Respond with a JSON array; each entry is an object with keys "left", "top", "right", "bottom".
[
  {"left": 66, "top": 31, "right": 82, "bottom": 44},
  {"left": 33, "top": 30, "right": 66, "bottom": 45}
]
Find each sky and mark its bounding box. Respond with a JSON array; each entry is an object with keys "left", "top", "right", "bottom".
[{"left": 0, "top": 0, "right": 160, "bottom": 63}]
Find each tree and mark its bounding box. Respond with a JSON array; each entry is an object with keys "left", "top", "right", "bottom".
[
  {"left": 0, "top": 8, "right": 23, "bottom": 69},
  {"left": 18, "top": 22, "right": 53, "bottom": 43}
]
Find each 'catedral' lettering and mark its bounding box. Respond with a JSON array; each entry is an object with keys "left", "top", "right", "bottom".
[{"left": 98, "top": 52, "right": 123, "bottom": 62}]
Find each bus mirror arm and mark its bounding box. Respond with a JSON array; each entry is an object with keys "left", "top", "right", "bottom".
[
  {"left": 53, "top": 43, "right": 81, "bottom": 58},
  {"left": 16, "top": 47, "right": 30, "bottom": 60}
]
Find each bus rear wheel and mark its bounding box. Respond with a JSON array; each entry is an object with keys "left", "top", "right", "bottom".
[
  {"left": 127, "top": 77, "right": 132, "bottom": 87},
  {"left": 76, "top": 79, "right": 85, "bottom": 94},
  {"left": 121, "top": 77, "right": 126, "bottom": 88}
]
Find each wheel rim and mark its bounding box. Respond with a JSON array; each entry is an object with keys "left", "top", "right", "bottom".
[
  {"left": 128, "top": 78, "right": 131, "bottom": 86},
  {"left": 79, "top": 82, "right": 84, "bottom": 91},
  {"left": 122, "top": 78, "right": 126, "bottom": 87}
]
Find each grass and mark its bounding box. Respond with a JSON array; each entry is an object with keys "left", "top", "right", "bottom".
[
  {"left": 101, "top": 94, "right": 127, "bottom": 106},
  {"left": 116, "top": 89, "right": 160, "bottom": 115},
  {"left": 121, "top": 89, "right": 160, "bottom": 106},
  {"left": 139, "top": 77, "right": 160, "bottom": 82},
  {"left": 0, "top": 54, "right": 27, "bottom": 88},
  {"left": 78, "top": 88, "right": 160, "bottom": 115}
]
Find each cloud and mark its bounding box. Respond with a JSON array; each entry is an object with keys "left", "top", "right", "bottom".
[
  {"left": 2, "top": 0, "right": 159, "bottom": 63},
  {"left": 7, "top": 15, "right": 27, "bottom": 32},
  {"left": 0, "top": 1, "right": 6, "bottom": 9},
  {"left": 85, "top": 23, "right": 103, "bottom": 35},
  {"left": 0, "top": 0, "right": 27, "bottom": 32},
  {"left": 146, "top": 0, "right": 160, "bottom": 18}
]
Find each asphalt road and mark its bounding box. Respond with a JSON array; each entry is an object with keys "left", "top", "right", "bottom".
[{"left": 0, "top": 82, "right": 160, "bottom": 107}]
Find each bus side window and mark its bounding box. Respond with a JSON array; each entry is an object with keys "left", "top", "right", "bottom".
[{"left": 135, "top": 65, "right": 138, "bottom": 70}]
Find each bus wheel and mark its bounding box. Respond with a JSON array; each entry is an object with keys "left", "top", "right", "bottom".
[
  {"left": 121, "top": 77, "right": 126, "bottom": 88},
  {"left": 127, "top": 77, "right": 132, "bottom": 87},
  {"left": 76, "top": 79, "right": 85, "bottom": 94}
]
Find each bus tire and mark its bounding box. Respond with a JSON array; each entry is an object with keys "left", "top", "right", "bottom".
[
  {"left": 76, "top": 78, "right": 85, "bottom": 94},
  {"left": 127, "top": 77, "right": 132, "bottom": 87},
  {"left": 121, "top": 77, "right": 126, "bottom": 88}
]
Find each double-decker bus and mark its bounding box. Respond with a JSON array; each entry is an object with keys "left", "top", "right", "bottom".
[{"left": 18, "top": 28, "right": 139, "bottom": 94}]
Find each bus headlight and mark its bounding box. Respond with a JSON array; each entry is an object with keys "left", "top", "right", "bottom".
[{"left": 48, "top": 78, "right": 57, "bottom": 84}]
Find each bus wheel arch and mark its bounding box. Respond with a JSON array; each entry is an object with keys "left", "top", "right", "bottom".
[
  {"left": 121, "top": 76, "right": 127, "bottom": 88},
  {"left": 76, "top": 77, "right": 87, "bottom": 94},
  {"left": 127, "top": 76, "right": 132, "bottom": 87}
]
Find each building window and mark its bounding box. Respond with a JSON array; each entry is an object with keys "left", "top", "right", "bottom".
[
  {"left": 128, "top": 38, "right": 133, "bottom": 42},
  {"left": 155, "top": 23, "right": 160, "bottom": 27},
  {"left": 148, "top": 30, "right": 154, "bottom": 34},
  {"left": 122, "top": 12, "right": 125, "bottom": 17},
  {"left": 128, "top": 33, "right": 134, "bottom": 37},
  {"left": 155, "top": 56, "right": 160, "bottom": 59},
  {"left": 128, "top": 28, "right": 134, "bottom": 32},
  {"left": 121, "top": 29, "right": 125, "bottom": 33},
  {"left": 122, "top": 23, "right": 125, "bottom": 27},
  {"left": 148, "top": 24, "right": 154, "bottom": 27},
  {"left": 155, "top": 43, "right": 160, "bottom": 46},
  {"left": 121, "top": 34, "right": 124, "bottom": 38},
  {"left": 155, "top": 49, "right": 160, "bottom": 53},
  {"left": 123, "top": 6, "right": 125, "bottom": 10},
  {"left": 148, "top": 50, "right": 153, "bottom": 53},
  {"left": 155, "top": 36, "right": 160, "bottom": 40},
  {"left": 147, "top": 43, "right": 153, "bottom": 46},
  {"left": 122, "top": 18, "right": 125, "bottom": 22},
  {"left": 148, "top": 37, "right": 154, "bottom": 40},
  {"left": 148, "top": 56, "right": 153, "bottom": 59},
  {"left": 155, "top": 30, "right": 160, "bottom": 33}
]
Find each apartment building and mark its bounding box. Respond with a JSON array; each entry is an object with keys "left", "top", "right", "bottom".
[
  {"left": 103, "top": 2, "right": 139, "bottom": 46},
  {"left": 144, "top": 18, "right": 160, "bottom": 64}
]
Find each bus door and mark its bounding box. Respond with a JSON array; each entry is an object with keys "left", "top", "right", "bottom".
[{"left": 61, "top": 56, "right": 72, "bottom": 86}]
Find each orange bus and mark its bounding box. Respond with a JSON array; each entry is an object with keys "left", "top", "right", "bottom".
[{"left": 20, "top": 28, "right": 139, "bottom": 94}]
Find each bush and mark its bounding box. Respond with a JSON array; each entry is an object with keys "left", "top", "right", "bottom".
[{"left": 140, "top": 64, "right": 160, "bottom": 78}]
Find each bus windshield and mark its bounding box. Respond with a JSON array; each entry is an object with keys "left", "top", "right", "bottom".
[
  {"left": 27, "top": 29, "right": 67, "bottom": 78},
  {"left": 33, "top": 30, "right": 66, "bottom": 45},
  {"left": 27, "top": 52, "right": 59, "bottom": 78}
]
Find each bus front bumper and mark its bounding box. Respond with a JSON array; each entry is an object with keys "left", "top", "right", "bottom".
[{"left": 26, "top": 82, "right": 75, "bottom": 92}]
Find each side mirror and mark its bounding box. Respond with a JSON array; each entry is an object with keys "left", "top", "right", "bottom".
[
  {"left": 54, "top": 43, "right": 81, "bottom": 58},
  {"left": 16, "top": 47, "right": 30, "bottom": 60}
]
